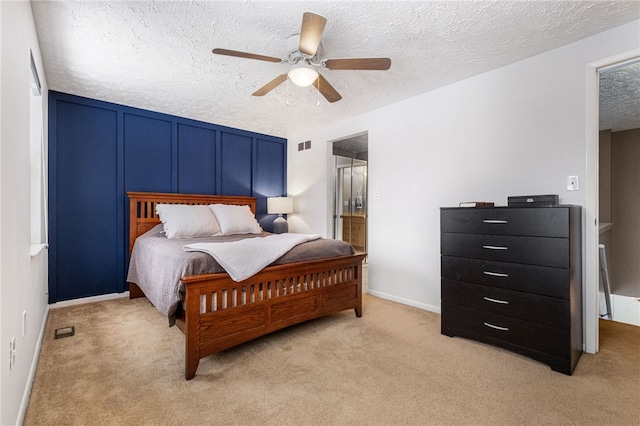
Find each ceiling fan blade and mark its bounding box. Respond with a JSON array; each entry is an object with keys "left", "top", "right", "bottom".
[
  {"left": 252, "top": 74, "right": 288, "bottom": 97},
  {"left": 212, "top": 48, "right": 282, "bottom": 63},
  {"left": 314, "top": 74, "right": 342, "bottom": 103},
  {"left": 324, "top": 58, "right": 392, "bottom": 70},
  {"left": 299, "top": 12, "right": 327, "bottom": 56}
]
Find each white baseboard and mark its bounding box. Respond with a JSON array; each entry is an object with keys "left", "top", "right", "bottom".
[
  {"left": 611, "top": 294, "right": 640, "bottom": 326},
  {"left": 366, "top": 289, "right": 441, "bottom": 314},
  {"left": 17, "top": 304, "right": 49, "bottom": 426},
  {"left": 49, "top": 292, "right": 130, "bottom": 309}
]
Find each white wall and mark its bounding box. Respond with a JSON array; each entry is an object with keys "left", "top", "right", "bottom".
[
  {"left": 610, "top": 128, "right": 640, "bottom": 296},
  {"left": 287, "top": 21, "right": 640, "bottom": 347},
  {"left": 1, "top": 1, "right": 49, "bottom": 424}
]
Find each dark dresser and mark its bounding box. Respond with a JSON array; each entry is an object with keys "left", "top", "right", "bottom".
[{"left": 440, "top": 206, "right": 582, "bottom": 374}]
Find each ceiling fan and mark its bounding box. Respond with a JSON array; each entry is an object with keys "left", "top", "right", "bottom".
[{"left": 212, "top": 12, "right": 391, "bottom": 103}]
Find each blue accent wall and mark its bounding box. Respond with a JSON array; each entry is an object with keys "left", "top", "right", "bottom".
[
  {"left": 177, "top": 124, "right": 217, "bottom": 194},
  {"left": 220, "top": 132, "right": 253, "bottom": 196},
  {"left": 48, "top": 91, "right": 287, "bottom": 303}
]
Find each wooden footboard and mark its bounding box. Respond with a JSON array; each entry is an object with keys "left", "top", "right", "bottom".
[
  {"left": 178, "top": 253, "right": 365, "bottom": 379},
  {"left": 127, "top": 192, "right": 365, "bottom": 380}
]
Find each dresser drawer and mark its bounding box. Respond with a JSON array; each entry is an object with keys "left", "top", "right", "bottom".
[
  {"left": 441, "top": 256, "right": 570, "bottom": 299},
  {"left": 442, "top": 302, "right": 570, "bottom": 359},
  {"left": 442, "top": 279, "right": 570, "bottom": 328},
  {"left": 441, "top": 233, "right": 569, "bottom": 268},
  {"left": 441, "top": 208, "right": 569, "bottom": 237}
]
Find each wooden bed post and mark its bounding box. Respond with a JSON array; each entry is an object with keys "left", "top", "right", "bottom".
[
  {"left": 184, "top": 285, "right": 200, "bottom": 380},
  {"left": 355, "top": 262, "right": 363, "bottom": 317}
]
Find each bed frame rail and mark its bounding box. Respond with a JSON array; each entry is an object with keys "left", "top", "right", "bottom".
[{"left": 179, "top": 254, "right": 364, "bottom": 379}]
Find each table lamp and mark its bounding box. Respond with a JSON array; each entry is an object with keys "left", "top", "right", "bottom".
[{"left": 267, "top": 197, "right": 294, "bottom": 234}]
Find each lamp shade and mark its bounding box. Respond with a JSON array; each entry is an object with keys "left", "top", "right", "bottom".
[
  {"left": 287, "top": 66, "right": 318, "bottom": 87},
  {"left": 267, "top": 197, "right": 294, "bottom": 215}
]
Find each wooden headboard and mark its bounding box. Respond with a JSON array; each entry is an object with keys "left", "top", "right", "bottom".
[{"left": 127, "top": 192, "right": 257, "bottom": 255}]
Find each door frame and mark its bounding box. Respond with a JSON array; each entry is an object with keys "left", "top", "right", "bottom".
[{"left": 585, "top": 49, "right": 640, "bottom": 353}]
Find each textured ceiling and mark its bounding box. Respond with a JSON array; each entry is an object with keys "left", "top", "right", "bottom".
[
  {"left": 31, "top": 1, "right": 640, "bottom": 138},
  {"left": 333, "top": 133, "right": 369, "bottom": 159},
  {"left": 599, "top": 61, "right": 640, "bottom": 132}
]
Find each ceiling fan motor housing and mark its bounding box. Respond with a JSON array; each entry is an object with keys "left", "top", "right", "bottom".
[{"left": 285, "top": 34, "right": 322, "bottom": 66}]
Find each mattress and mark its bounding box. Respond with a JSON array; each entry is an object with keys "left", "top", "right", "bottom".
[{"left": 126, "top": 224, "right": 354, "bottom": 325}]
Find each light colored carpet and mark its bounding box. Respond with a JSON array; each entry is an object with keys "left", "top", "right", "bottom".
[{"left": 24, "top": 294, "right": 639, "bottom": 425}]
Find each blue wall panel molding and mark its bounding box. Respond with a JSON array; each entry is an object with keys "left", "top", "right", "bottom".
[
  {"left": 50, "top": 99, "right": 119, "bottom": 302},
  {"left": 48, "top": 91, "right": 287, "bottom": 303},
  {"left": 177, "top": 124, "right": 217, "bottom": 194},
  {"left": 254, "top": 138, "right": 287, "bottom": 230},
  {"left": 219, "top": 131, "right": 253, "bottom": 196},
  {"left": 124, "top": 113, "right": 174, "bottom": 193}
]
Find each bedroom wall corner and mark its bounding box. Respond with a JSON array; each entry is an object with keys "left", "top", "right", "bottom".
[{"left": 0, "top": 2, "right": 50, "bottom": 425}]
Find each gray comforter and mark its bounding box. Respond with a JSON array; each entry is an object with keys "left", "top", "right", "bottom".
[{"left": 126, "top": 225, "right": 354, "bottom": 325}]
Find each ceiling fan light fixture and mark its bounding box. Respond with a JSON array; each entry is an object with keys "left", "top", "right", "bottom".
[
  {"left": 213, "top": 12, "right": 390, "bottom": 102},
  {"left": 288, "top": 66, "right": 318, "bottom": 87}
]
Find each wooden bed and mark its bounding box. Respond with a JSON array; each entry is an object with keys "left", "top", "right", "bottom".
[{"left": 127, "top": 192, "right": 365, "bottom": 380}]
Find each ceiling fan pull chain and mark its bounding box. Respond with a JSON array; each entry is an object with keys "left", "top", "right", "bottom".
[
  {"left": 317, "top": 77, "right": 320, "bottom": 106},
  {"left": 286, "top": 77, "right": 290, "bottom": 106}
]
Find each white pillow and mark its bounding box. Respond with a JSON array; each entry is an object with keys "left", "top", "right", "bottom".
[
  {"left": 209, "top": 204, "right": 263, "bottom": 235},
  {"left": 155, "top": 204, "right": 221, "bottom": 239}
]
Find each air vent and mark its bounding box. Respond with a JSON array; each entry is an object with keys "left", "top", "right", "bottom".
[
  {"left": 298, "top": 140, "right": 311, "bottom": 151},
  {"left": 54, "top": 326, "right": 75, "bottom": 339}
]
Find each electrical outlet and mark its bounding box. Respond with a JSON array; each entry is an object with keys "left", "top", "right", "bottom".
[{"left": 567, "top": 175, "right": 579, "bottom": 191}]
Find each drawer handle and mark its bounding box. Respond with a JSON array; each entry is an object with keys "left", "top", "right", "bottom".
[
  {"left": 483, "top": 271, "right": 509, "bottom": 277},
  {"left": 483, "top": 219, "right": 508, "bottom": 224},
  {"left": 483, "top": 245, "right": 508, "bottom": 250},
  {"left": 483, "top": 296, "right": 509, "bottom": 305},
  {"left": 484, "top": 322, "right": 509, "bottom": 331}
]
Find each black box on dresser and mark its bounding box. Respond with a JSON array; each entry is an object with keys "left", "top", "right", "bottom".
[
  {"left": 507, "top": 194, "right": 559, "bottom": 207},
  {"left": 440, "top": 205, "right": 582, "bottom": 375}
]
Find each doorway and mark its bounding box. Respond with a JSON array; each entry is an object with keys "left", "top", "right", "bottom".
[
  {"left": 597, "top": 59, "right": 640, "bottom": 327},
  {"left": 331, "top": 133, "right": 368, "bottom": 258}
]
